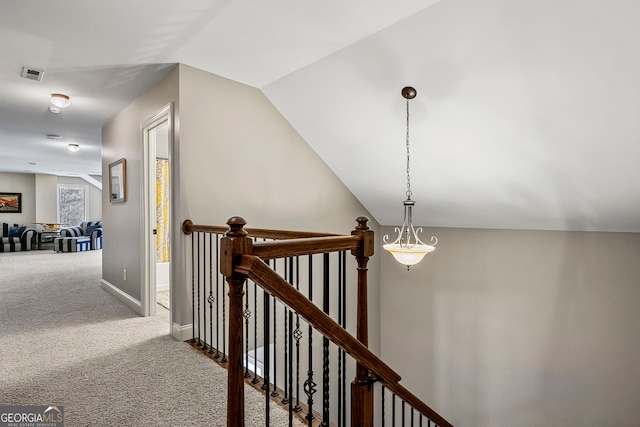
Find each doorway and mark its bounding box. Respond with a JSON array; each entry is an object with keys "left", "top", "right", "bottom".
[{"left": 142, "top": 104, "right": 173, "bottom": 321}]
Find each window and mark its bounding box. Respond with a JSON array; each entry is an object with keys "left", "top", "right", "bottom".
[{"left": 58, "top": 185, "right": 88, "bottom": 226}]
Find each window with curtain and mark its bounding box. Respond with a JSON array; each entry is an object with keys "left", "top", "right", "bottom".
[{"left": 58, "top": 184, "right": 88, "bottom": 227}]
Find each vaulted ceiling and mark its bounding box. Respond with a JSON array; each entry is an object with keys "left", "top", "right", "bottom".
[{"left": 1, "top": 0, "right": 639, "bottom": 232}]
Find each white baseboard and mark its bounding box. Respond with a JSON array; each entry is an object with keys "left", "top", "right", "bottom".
[
  {"left": 101, "top": 279, "right": 143, "bottom": 315},
  {"left": 172, "top": 323, "right": 193, "bottom": 341}
]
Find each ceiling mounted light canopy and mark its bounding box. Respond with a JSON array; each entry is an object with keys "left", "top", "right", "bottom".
[
  {"left": 50, "top": 93, "right": 71, "bottom": 108},
  {"left": 67, "top": 144, "right": 80, "bottom": 152},
  {"left": 383, "top": 86, "right": 437, "bottom": 270}
]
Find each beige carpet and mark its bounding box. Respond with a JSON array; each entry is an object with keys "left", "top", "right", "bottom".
[{"left": 0, "top": 250, "right": 303, "bottom": 427}]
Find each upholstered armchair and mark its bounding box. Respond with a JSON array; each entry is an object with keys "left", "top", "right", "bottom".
[
  {"left": 0, "top": 223, "right": 37, "bottom": 252},
  {"left": 54, "top": 221, "right": 102, "bottom": 252}
]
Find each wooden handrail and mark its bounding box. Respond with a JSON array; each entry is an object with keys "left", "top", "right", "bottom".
[
  {"left": 252, "top": 235, "right": 361, "bottom": 259},
  {"left": 235, "top": 254, "right": 453, "bottom": 427},
  {"left": 182, "top": 219, "right": 344, "bottom": 240},
  {"left": 235, "top": 254, "right": 401, "bottom": 384}
]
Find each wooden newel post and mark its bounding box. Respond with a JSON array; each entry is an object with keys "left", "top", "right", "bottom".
[
  {"left": 350, "top": 216, "right": 375, "bottom": 427},
  {"left": 220, "top": 217, "right": 253, "bottom": 427}
]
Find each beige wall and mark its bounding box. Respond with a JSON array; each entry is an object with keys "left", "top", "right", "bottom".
[
  {"left": 380, "top": 226, "right": 640, "bottom": 426},
  {"left": 101, "top": 64, "right": 380, "bottom": 354},
  {"left": 101, "top": 65, "right": 180, "bottom": 303},
  {"left": 0, "top": 172, "right": 35, "bottom": 225}
]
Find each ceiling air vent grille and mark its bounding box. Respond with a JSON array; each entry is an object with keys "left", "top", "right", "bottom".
[{"left": 21, "top": 66, "right": 44, "bottom": 81}]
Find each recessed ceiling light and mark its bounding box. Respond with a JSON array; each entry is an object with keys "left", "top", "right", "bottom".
[
  {"left": 50, "top": 93, "right": 71, "bottom": 108},
  {"left": 46, "top": 134, "right": 62, "bottom": 139},
  {"left": 67, "top": 144, "right": 80, "bottom": 152},
  {"left": 28, "top": 162, "right": 37, "bottom": 165},
  {"left": 48, "top": 106, "right": 61, "bottom": 114}
]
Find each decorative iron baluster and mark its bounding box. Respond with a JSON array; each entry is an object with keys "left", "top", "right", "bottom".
[
  {"left": 221, "top": 260, "right": 227, "bottom": 363},
  {"left": 252, "top": 278, "right": 260, "bottom": 384},
  {"left": 264, "top": 291, "right": 271, "bottom": 424},
  {"left": 402, "top": 400, "right": 406, "bottom": 426},
  {"left": 392, "top": 393, "right": 396, "bottom": 427},
  {"left": 288, "top": 309, "right": 294, "bottom": 425},
  {"left": 294, "top": 256, "right": 302, "bottom": 412},
  {"left": 337, "top": 251, "right": 343, "bottom": 426},
  {"left": 208, "top": 233, "right": 215, "bottom": 354},
  {"left": 196, "top": 232, "right": 202, "bottom": 346},
  {"left": 322, "top": 252, "right": 330, "bottom": 426},
  {"left": 305, "top": 255, "right": 315, "bottom": 424},
  {"left": 190, "top": 232, "right": 195, "bottom": 343},
  {"left": 282, "top": 257, "right": 291, "bottom": 405},
  {"left": 244, "top": 280, "right": 251, "bottom": 378},
  {"left": 201, "top": 232, "right": 208, "bottom": 351},
  {"left": 214, "top": 234, "right": 221, "bottom": 358},
  {"left": 271, "top": 259, "right": 279, "bottom": 398},
  {"left": 382, "top": 385, "right": 386, "bottom": 427}
]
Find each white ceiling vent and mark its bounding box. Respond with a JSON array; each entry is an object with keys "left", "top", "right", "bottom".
[{"left": 21, "top": 66, "right": 44, "bottom": 81}]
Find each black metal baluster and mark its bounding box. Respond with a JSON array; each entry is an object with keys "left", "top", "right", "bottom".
[
  {"left": 208, "top": 233, "right": 214, "bottom": 354},
  {"left": 420, "top": 413, "right": 423, "bottom": 427},
  {"left": 411, "top": 407, "right": 415, "bottom": 427},
  {"left": 402, "top": 400, "right": 406, "bottom": 426},
  {"left": 392, "top": 393, "right": 396, "bottom": 427},
  {"left": 221, "top": 256, "right": 227, "bottom": 363},
  {"left": 197, "top": 232, "right": 202, "bottom": 346},
  {"left": 294, "top": 256, "right": 302, "bottom": 413},
  {"left": 337, "top": 251, "right": 343, "bottom": 426},
  {"left": 322, "top": 253, "right": 330, "bottom": 426},
  {"left": 264, "top": 291, "right": 271, "bottom": 425},
  {"left": 271, "top": 259, "right": 279, "bottom": 398},
  {"left": 282, "top": 258, "right": 291, "bottom": 405},
  {"left": 201, "top": 232, "right": 208, "bottom": 351},
  {"left": 342, "top": 251, "right": 347, "bottom": 426},
  {"left": 304, "top": 255, "right": 316, "bottom": 425},
  {"left": 244, "top": 280, "right": 251, "bottom": 378},
  {"left": 214, "top": 234, "right": 221, "bottom": 358},
  {"left": 252, "top": 278, "right": 260, "bottom": 384},
  {"left": 190, "top": 233, "right": 195, "bottom": 343},
  {"left": 288, "top": 309, "right": 294, "bottom": 426},
  {"left": 382, "top": 385, "right": 386, "bottom": 427}
]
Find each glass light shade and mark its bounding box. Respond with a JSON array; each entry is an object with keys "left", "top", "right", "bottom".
[
  {"left": 383, "top": 243, "right": 435, "bottom": 266},
  {"left": 67, "top": 144, "right": 80, "bottom": 152},
  {"left": 50, "top": 93, "right": 71, "bottom": 108},
  {"left": 383, "top": 199, "right": 437, "bottom": 269}
]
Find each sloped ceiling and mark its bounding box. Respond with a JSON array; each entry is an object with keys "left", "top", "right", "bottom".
[{"left": 1, "top": 0, "right": 639, "bottom": 232}]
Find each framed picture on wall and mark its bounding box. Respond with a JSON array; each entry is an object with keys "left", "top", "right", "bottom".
[
  {"left": 109, "top": 158, "right": 126, "bottom": 203},
  {"left": 0, "top": 192, "right": 22, "bottom": 213}
]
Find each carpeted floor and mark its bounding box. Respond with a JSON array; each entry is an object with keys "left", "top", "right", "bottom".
[
  {"left": 157, "top": 290, "right": 170, "bottom": 310},
  {"left": 0, "top": 250, "right": 301, "bottom": 426}
]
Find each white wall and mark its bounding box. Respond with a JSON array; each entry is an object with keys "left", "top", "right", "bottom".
[{"left": 380, "top": 226, "right": 640, "bottom": 426}]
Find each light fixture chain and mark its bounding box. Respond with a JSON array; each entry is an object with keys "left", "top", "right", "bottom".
[{"left": 405, "top": 98, "right": 412, "bottom": 200}]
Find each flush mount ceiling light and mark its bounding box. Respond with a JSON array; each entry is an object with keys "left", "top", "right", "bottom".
[
  {"left": 67, "top": 144, "right": 80, "bottom": 152},
  {"left": 48, "top": 106, "right": 61, "bottom": 114},
  {"left": 383, "top": 86, "right": 438, "bottom": 270},
  {"left": 50, "top": 93, "right": 71, "bottom": 108},
  {"left": 46, "top": 134, "right": 62, "bottom": 140}
]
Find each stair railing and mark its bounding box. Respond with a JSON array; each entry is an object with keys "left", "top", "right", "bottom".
[{"left": 182, "top": 217, "right": 453, "bottom": 427}]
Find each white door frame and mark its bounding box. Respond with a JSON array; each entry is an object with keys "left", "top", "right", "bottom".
[{"left": 141, "top": 103, "right": 173, "bottom": 319}]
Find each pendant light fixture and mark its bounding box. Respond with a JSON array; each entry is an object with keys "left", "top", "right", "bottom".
[{"left": 383, "top": 86, "right": 437, "bottom": 270}]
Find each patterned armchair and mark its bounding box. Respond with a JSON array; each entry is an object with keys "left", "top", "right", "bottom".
[
  {"left": 54, "top": 221, "right": 103, "bottom": 252},
  {"left": 0, "top": 223, "right": 37, "bottom": 252}
]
